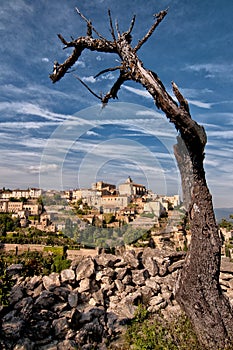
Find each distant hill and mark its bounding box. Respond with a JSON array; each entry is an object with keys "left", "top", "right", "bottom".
[{"left": 214, "top": 208, "right": 233, "bottom": 222}]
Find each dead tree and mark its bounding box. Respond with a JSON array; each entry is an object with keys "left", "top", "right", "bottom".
[{"left": 50, "top": 8, "right": 233, "bottom": 349}]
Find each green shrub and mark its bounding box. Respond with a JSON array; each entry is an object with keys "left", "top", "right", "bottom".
[
  {"left": 124, "top": 306, "right": 202, "bottom": 350},
  {"left": 51, "top": 255, "right": 71, "bottom": 273}
]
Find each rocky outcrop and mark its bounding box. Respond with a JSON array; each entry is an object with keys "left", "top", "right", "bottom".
[{"left": 1, "top": 249, "right": 232, "bottom": 349}]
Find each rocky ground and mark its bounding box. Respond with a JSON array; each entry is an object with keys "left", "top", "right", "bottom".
[{"left": 0, "top": 248, "right": 233, "bottom": 350}]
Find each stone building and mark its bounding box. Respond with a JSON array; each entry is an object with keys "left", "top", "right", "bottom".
[{"left": 118, "top": 176, "right": 147, "bottom": 197}]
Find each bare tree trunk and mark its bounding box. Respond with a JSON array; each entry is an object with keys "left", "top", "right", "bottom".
[
  {"left": 50, "top": 8, "right": 233, "bottom": 348},
  {"left": 176, "top": 161, "right": 233, "bottom": 349},
  {"left": 173, "top": 136, "right": 193, "bottom": 211}
]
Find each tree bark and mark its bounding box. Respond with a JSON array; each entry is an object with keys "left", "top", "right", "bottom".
[
  {"left": 173, "top": 136, "right": 193, "bottom": 211},
  {"left": 50, "top": 8, "right": 233, "bottom": 348}
]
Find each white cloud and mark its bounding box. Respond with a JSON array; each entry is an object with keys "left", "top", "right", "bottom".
[
  {"left": 136, "top": 110, "right": 161, "bottom": 117},
  {"left": 28, "top": 164, "right": 58, "bottom": 174},
  {"left": 82, "top": 76, "right": 96, "bottom": 83},
  {"left": 74, "top": 60, "right": 86, "bottom": 68},
  {"left": 86, "top": 130, "right": 100, "bottom": 137},
  {"left": 100, "top": 73, "right": 116, "bottom": 80},
  {"left": 41, "top": 57, "right": 49, "bottom": 62}
]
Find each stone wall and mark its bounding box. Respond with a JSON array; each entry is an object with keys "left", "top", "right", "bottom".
[{"left": 0, "top": 248, "right": 233, "bottom": 350}]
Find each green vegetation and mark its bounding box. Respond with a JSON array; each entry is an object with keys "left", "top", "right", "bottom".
[
  {"left": 0, "top": 213, "right": 20, "bottom": 235},
  {"left": 0, "top": 225, "right": 79, "bottom": 248},
  {"left": 124, "top": 305, "right": 202, "bottom": 350},
  {"left": 219, "top": 215, "right": 233, "bottom": 231},
  {"left": 75, "top": 225, "right": 148, "bottom": 248},
  {"left": 103, "top": 213, "right": 115, "bottom": 225},
  {"left": 0, "top": 212, "right": 79, "bottom": 306},
  {"left": 72, "top": 200, "right": 92, "bottom": 216},
  {"left": 0, "top": 259, "right": 14, "bottom": 306},
  {"left": 0, "top": 248, "right": 72, "bottom": 307},
  {"left": 41, "top": 193, "right": 67, "bottom": 206}
]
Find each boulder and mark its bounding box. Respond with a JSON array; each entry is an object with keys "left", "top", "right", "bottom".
[{"left": 6, "top": 264, "right": 23, "bottom": 277}]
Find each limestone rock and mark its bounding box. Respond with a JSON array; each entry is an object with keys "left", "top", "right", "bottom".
[
  {"left": 68, "top": 292, "right": 78, "bottom": 308},
  {"left": 78, "top": 278, "right": 90, "bottom": 293},
  {"left": 60, "top": 269, "right": 75, "bottom": 283},
  {"left": 94, "top": 254, "right": 122, "bottom": 268},
  {"left": 76, "top": 258, "right": 95, "bottom": 280},
  {"left": 34, "top": 290, "right": 55, "bottom": 309},
  {"left": 142, "top": 256, "right": 159, "bottom": 277},
  {"left": 43, "top": 272, "right": 60, "bottom": 290},
  {"left": 52, "top": 317, "right": 70, "bottom": 338},
  {"left": 6, "top": 264, "right": 23, "bottom": 277},
  {"left": 122, "top": 250, "right": 139, "bottom": 268},
  {"left": 9, "top": 285, "right": 24, "bottom": 305},
  {"left": 132, "top": 269, "right": 149, "bottom": 286}
]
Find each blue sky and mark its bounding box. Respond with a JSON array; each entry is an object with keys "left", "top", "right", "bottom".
[{"left": 0, "top": 0, "right": 232, "bottom": 208}]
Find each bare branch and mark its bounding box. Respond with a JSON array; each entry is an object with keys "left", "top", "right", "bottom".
[
  {"left": 115, "top": 19, "right": 121, "bottom": 38},
  {"left": 73, "top": 74, "right": 102, "bottom": 100},
  {"left": 50, "top": 37, "right": 117, "bottom": 83},
  {"left": 172, "top": 81, "right": 190, "bottom": 113},
  {"left": 87, "top": 21, "right": 92, "bottom": 37},
  {"left": 108, "top": 9, "right": 116, "bottom": 42},
  {"left": 50, "top": 47, "right": 83, "bottom": 83},
  {"left": 101, "top": 71, "right": 130, "bottom": 104},
  {"left": 126, "top": 14, "right": 136, "bottom": 35},
  {"left": 94, "top": 65, "right": 122, "bottom": 79},
  {"left": 134, "top": 9, "right": 168, "bottom": 51},
  {"left": 75, "top": 7, "right": 107, "bottom": 41},
  {"left": 57, "top": 33, "right": 69, "bottom": 47}
]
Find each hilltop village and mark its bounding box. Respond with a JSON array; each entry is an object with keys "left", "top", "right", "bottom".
[
  {"left": 0, "top": 176, "right": 232, "bottom": 253},
  {"left": 0, "top": 177, "right": 186, "bottom": 250}
]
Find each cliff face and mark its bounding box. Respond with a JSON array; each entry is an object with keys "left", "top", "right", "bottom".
[{"left": 1, "top": 249, "right": 232, "bottom": 350}]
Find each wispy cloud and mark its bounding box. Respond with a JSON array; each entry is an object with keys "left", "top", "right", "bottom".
[
  {"left": 124, "top": 85, "right": 213, "bottom": 109},
  {"left": 207, "top": 130, "right": 233, "bottom": 139},
  {"left": 123, "top": 85, "right": 151, "bottom": 98},
  {"left": 28, "top": 164, "right": 58, "bottom": 174},
  {"left": 188, "top": 99, "right": 212, "bottom": 109},
  {"left": 0, "top": 101, "right": 78, "bottom": 122},
  {"left": 184, "top": 63, "right": 233, "bottom": 79}
]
